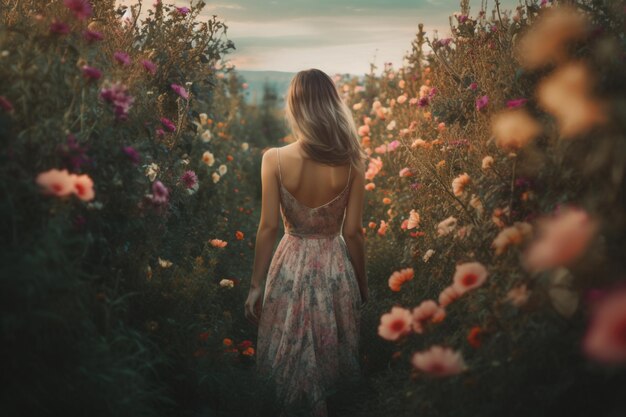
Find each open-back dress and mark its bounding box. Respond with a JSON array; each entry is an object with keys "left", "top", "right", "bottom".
[{"left": 256, "top": 147, "right": 362, "bottom": 417}]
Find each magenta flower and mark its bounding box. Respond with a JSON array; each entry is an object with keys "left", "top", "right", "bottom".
[
  {"left": 469, "top": 82, "right": 478, "bottom": 91},
  {"left": 64, "top": 0, "right": 93, "bottom": 20},
  {"left": 175, "top": 6, "right": 191, "bottom": 16},
  {"left": 457, "top": 15, "right": 468, "bottom": 23},
  {"left": 506, "top": 98, "right": 528, "bottom": 109},
  {"left": 100, "top": 82, "right": 135, "bottom": 121},
  {"left": 180, "top": 170, "right": 198, "bottom": 189},
  {"left": 122, "top": 146, "right": 141, "bottom": 165},
  {"left": 83, "top": 29, "right": 103, "bottom": 42},
  {"left": 141, "top": 59, "right": 157, "bottom": 75},
  {"left": 387, "top": 140, "right": 400, "bottom": 152},
  {"left": 113, "top": 51, "right": 131, "bottom": 66},
  {"left": 160, "top": 117, "right": 176, "bottom": 132},
  {"left": 151, "top": 181, "right": 169, "bottom": 205},
  {"left": 170, "top": 83, "right": 189, "bottom": 100},
  {"left": 475, "top": 95, "right": 489, "bottom": 111},
  {"left": 82, "top": 66, "right": 102, "bottom": 80},
  {"left": 155, "top": 128, "right": 165, "bottom": 137},
  {"left": 0, "top": 96, "right": 13, "bottom": 112},
  {"left": 49, "top": 21, "right": 70, "bottom": 35},
  {"left": 418, "top": 97, "right": 429, "bottom": 107}
]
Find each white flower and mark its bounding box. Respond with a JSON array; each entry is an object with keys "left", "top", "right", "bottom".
[
  {"left": 423, "top": 249, "right": 435, "bottom": 263},
  {"left": 144, "top": 163, "right": 159, "bottom": 181},
  {"left": 212, "top": 172, "right": 221, "bottom": 183},
  {"left": 201, "top": 130, "right": 212, "bottom": 142},
  {"left": 241, "top": 142, "right": 249, "bottom": 151},
  {"left": 386, "top": 120, "right": 397, "bottom": 130},
  {"left": 199, "top": 113, "right": 208, "bottom": 125},
  {"left": 220, "top": 279, "right": 235, "bottom": 288},
  {"left": 158, "top": 257, "right": 173, "bottom": 268},
  {"left": 202, "top": 151, "right": 215, "bottom": 166},
  {"left": 218, "top": 164, "right": 227, "bottom": 176}
]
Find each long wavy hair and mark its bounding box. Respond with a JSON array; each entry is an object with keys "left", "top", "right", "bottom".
[{"left": 285, "top": 69, "right": 369, "bottom": 168}]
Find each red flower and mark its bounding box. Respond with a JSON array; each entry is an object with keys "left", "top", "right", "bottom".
[{"left": 467, "top": 326, "right": 483, "bottom": 348}]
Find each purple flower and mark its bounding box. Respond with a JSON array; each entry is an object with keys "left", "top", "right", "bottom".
[
  {"left": 180, "top": 170, "right": 198, "bottom": 189},
  {"left": 0, "top": 96, "right": 13, "bottom": 112},
  {"left": 113, "top": 51, "right": 131, "bottom": 66},
  {"left": 175, "top": 6, "right": 191, "bottom": 16},
  {"left": 469, "top": 82, "right": 478, "bottom": 91},
  {"left": 100, "top": 82, "right": 135, "bottom": 121},
  {"left": 418, "top": 97, "right": 429, "bottom": 107},
  {"left": 151, "top": 180, "right": 169, "bottom": 205},
  {"left": 49, "top": 21, "right": 70, "bottom": 35},
  {"left": 428, "top": 87, "right": 438, "bottom": 99},
  {"left": 63, "top": 0, "right": 93, "bottom": 20},
  {"left": 170, "top": 83, "right": 189, "bottom": 100},
  {"left": 506, "top": 98, "right": 528, "bottom": 109},
  {"left": 82, "top": 65, "right": 102, "bottom": 80},
  {"left": 122, "top": 146, "right": 141, "bottom": 165},
  {"left": 141, "top": 59, "right": 157, "bottom": 75},
  {"left": 457, "top": 15, "right": 468, "bottom": 24},
  {"left": 160, "top": 117, "right": 176, "bottom": 132},
  {"left": 83, "top": 29, "right": 103, "bottom": 42},
  {"left": 436, "top": 38, "right": 452, "bottom": 48},
  {"left": 475, "top": 95, "right": 489, "bottom": 111},
  {"left": 57, "top": 134, "right": 92, "bottom": 170}
]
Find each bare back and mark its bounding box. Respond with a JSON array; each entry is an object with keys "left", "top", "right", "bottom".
[{"left": 276, "top": 142, "right": 352, "bottom": 210}]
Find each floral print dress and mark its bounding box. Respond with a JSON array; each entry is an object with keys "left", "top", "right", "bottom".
[{"left": 256, "top": 148, "right": 362, "bottom": 417}]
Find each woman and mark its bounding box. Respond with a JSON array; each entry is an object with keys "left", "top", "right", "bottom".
[{"left": 244, "top": 68, "right": 369, "bottom": 417}]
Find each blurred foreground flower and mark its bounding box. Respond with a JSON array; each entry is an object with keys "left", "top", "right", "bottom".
[
  {"left": 378, "top": 306, "right": 413, "bottom": 341},
  {"left": 411, "top": 346, "right": 467, "bottom": 377},
  {"left": 523, "top": 207, "right": 597, "bottom": 273},
  {"left": 100, "top": 82, "right": 135, "bottom": 121},
  {"left": 452, "top": 262, "right": 488, "bottom": 295},
  {"left": 412, "top": 300, "right": 446, "bottom": 333},
  {"left": 64, "top": 0, "right": 93, "bottom": 20},
  {"left": 491, "top": 108, "right": 542, "bottom": 149},
  {"left": 584, "top": 289, "right": 626, "bottom": 364},
  {"left": 388, "top": 267, "right": 414, "bottom": 292}
]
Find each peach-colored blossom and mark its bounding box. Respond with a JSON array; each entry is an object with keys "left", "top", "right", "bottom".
[
  {"left": 36, "top": 168, "right": 75, "bottom": 197},
  {"left": 411, "top": 138, "right": 429, "bottom": 149},
  {"left": 437, "top": 122, "right": 446, "bottom": 132},
  {"left": 412, "top": 300, "right": 446, "bottom": 333},
  {"left": 378, "top": 306, "right": 413, "bottom": 341},
  {"left": 365, "top": 182, "right": 376, "bottom": 191},
  {"left": 411, "top": 345, "right": 467, "bottom": 377},
  {"left": 437, "top": 216, "right": 457, "bottom": 236},
  {"left": 357, "top": 124, "right": 370, "bottom": 136},
  {"left": 209, "top": 238, "right": 228, "bottom": 248},
  {"left": 439, "top": 285, "right": 461, "bottom": 307},
  {"left": 399, "top": 167, "right": 413, "bottom": 177},
  {"left": 71, "top": 173, "right": 95, "bottom": 201},
  {"left": 368, "top": 221, "right": 377, "bottom": 229},
  {"left": 482, "top": 156, "right": 494, "bottom": 169},
  {"left": 523, "top": 207, "right": 597, "bottom": 272},
  {"left": 397, "top": 94, "right": 407, "bottom": 104},
  {"left": 374, "top": 144, "right": 387, "bottom": 154},
  {"left": 365, "top": 156, "right": 383, "bottom": 180},
  {"left": 452, "top": 173, "right": 470, "bottom": 196},
  {"left": 505, "top": 284, "right": 531, "bottom": 307},
  {"left": 388, "top": 267, "right": 415, "bottom": 292},
  {"left": 583, "top": 289, "right": 626, "bottom": 364},
  {"left": 491, "top": 108, "right": 542, "bottom": 149},
  {"left": 492, "top": 222, "right": 532, "bottom": 255},
  {"left": 452, "top": 262, "right": 488, "bottom": 295},
  {"left": 536, "top": 61, "right": 607, "bottom": 138},
  {"left": 516, "top": 5, "right": 590, "bottom": 69},
  {"left": 492, "top": 207, "right": 509, "bottom": 229},
  {"left": 407, "top": 209, "right": 420, "bottom": 229},
  {"left": 377, "top": 220, "right": 388, "bottom": 236}
]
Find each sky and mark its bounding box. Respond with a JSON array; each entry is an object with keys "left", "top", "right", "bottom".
[{"left": 118, "top": 0, "right": 522, "bottom": 76}]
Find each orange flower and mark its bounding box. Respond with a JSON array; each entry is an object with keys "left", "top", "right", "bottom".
[
  {"left": 467, "top": 326, "right": 483, "bottom": 348},
  {"left": 223, "top": 338, "right": 233, "bottom": 346},
  {"left": 235, "top": 230, "right": 244, "bottom": 240},
  {"left": 227, "top": 155, "right": 234, "bottom": 161},
  {"left": 452, "top": 173, "right": 470, "bottom": 197},
  {"left": 242, "top": 347, "right": 255, "bottom": 356},
  {"left": 210, "top": 238, "right": 228, "bottom": 248},
  {"left": 365, "top": 182, "right": 376, "bottom": 191},
  {"left": 388, "top": 267, "right": 415, "bottom": 292},
  {"left": 71, "top": 173, "right": 95, "bottom": 201},
  {"left": 368, "top": 221, "right": 377, "bottom": 229},
  {"left": 377, "top": 220, "right": 388, "bottom": 236},
  {"left": 382, "top": 197, "right": 392, "bottom": 204}
]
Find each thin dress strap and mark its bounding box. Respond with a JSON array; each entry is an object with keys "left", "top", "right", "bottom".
[{"left": 276, "top": 147, "right": 282, "bottom": 185}]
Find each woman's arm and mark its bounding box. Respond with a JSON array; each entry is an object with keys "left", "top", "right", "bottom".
[
  {"left": 342, "top": 160, "right": 368, "bottom": 304},
  {"left": 245, "top": 148, "right": 281, "bottom": 324}
]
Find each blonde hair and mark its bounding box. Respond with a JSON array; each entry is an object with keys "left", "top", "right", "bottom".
[{"left": 285, "top": 69, "right": 368, "bottom": 168}]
